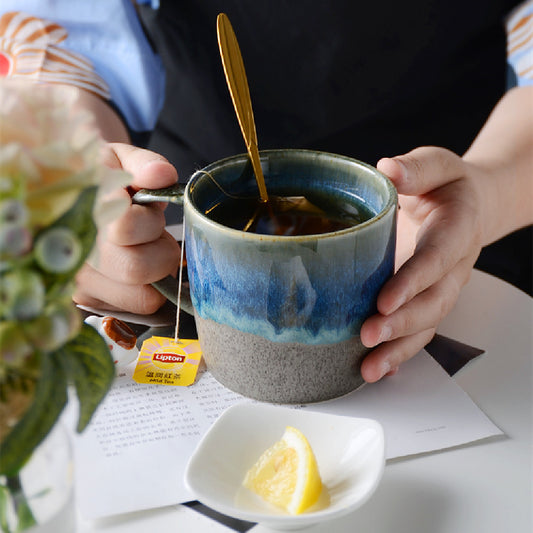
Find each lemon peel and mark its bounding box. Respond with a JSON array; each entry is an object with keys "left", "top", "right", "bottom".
[{"left": 243, "top": 426, "right": 323, "bottom": 515}]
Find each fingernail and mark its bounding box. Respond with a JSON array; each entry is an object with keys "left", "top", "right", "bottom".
[
  {"left": 377, "top": 158, "right": 407, "bottom": 182},
  {"left": 377, "top": 324, "right": 392, "bottom": 344},
  {"left": 394, "top": 159, "right": 408, "bottom": 181},
  {"left": 379, "top": 360, "right": 391, "bottom": 380},
  {"left": 387, "top": 366, "right": 400, "bottom": 376},
  {"left": 386, "top": 294, "right": 406, "bottom": 315}
]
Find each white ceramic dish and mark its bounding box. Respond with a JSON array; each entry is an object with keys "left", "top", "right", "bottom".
[{"left": 184, "top": 403, "right": 385, "bottom": 530}]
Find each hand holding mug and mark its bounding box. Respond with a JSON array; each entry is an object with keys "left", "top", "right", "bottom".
[
  {"left": 360, "top": 147, "right": 484, "bottom": 382},
  {"left": 73, "top": 143, "right": 181, "bottom": 314}
]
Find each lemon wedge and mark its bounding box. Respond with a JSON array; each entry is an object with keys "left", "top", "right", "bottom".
[{"left": 243, "top": 426, "right": 323, "bottom": 515}]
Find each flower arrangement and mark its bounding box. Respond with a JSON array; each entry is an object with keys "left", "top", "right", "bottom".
[{"left": 0, "top": 79, "right": 130, "bottom": 529}]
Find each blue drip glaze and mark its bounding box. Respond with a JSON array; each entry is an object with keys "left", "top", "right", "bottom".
[{"left": 184, "top": 149, "right": 397, "bottom": 345}]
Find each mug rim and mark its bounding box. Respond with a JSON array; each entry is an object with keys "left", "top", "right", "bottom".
[{"left": 186, "top": 148, "right": 397, "bottom": 241}]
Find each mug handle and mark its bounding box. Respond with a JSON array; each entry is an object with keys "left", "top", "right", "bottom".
[
  {"left": 132, "top": 184, "right": 194, "bottom": 315},
  {"left": 132, "top": 183, "right": 187, "bottom": 205}
]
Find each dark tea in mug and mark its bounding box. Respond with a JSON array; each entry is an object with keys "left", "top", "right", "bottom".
[{"left": 204, "top": 194, "right": 375, "bottom": 236}]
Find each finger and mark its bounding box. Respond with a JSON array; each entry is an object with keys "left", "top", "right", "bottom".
[
  {"left": 95, "top": 231, "right": 180, "bottom": 285},
  {"left": 360, "top": 328, "right": 436, "bottom": 383},
  {"left": 361, "top": 254, "right": 474, "bottom": 348},
  {"left": 74, "top": 264, "right": 167, "bottom": 315},
  {"left": 394, "top": 200, "right": 420, "bottom": 268},
  {"left": 377, "top": 201, "right": 481, "bottom": 315},
  {"left": 377, "top": 146, "right": 466, "bottom": 196},
  {"left": 102, "top": 143, "right": 179, "bottom": 189},
  {"left": 105, "top": 201, "right": 167, "bottom": 246}
]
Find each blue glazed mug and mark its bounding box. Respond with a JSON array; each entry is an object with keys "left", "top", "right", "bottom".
[{"left": 135, "top": 149, "right": 397, "bottom": 403}]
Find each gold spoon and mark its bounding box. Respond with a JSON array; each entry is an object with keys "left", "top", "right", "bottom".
[{"left": 216, "top": 12, "right": 269, "bottom": 204}]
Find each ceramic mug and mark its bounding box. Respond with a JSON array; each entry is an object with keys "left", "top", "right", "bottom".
[{"left": 134, "top": 149, "right": 397, "bottom": 403}]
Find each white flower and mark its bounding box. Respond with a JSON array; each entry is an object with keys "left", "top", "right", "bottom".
[{"left": 0, "top": 79, "right": 130, "bottom": 228}]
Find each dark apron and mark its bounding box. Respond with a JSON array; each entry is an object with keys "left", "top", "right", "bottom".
[{"left": 138, "top": 0, "right": 531, "bottom": 295}]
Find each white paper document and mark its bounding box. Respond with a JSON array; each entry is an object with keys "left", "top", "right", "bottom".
[{"left": 69, "top": 350, "right": 502, "bottom": 519}]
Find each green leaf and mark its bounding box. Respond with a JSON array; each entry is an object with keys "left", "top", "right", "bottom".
[
  {"left": 14, "top": 490, "right": 37, "bottom": 532},
  {"left": 0, "top": 353, "right": 68, "bottom": 477},
  {"left": 0, "top": 484, "right": 13, "bottom": 533},
  {"left": 3, "top": 474, "right": 37, "bottom": 533},
  {"left": 59, "top": 323, "right": 114, "bottom": 433}
]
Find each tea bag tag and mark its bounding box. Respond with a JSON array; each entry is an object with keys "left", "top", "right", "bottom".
[
  {"left": 133, "top": 337, "right": 201, "bottom": 386},
  {"left": 133, "top": 220, "right": 202, "bottom": 387}
]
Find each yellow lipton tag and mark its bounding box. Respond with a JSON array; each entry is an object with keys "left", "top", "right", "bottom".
[{"left": 133, "top": 336, "right": 202, "bottom": 386}]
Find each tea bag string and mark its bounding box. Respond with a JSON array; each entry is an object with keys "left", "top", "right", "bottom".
[
  {"left": 197, "top": 170, "right": 245, "bottom": 200},
  {"left": 173, "top": 169, "right": 253, "bottom": 340},
  {"left": 197, "top": 169, "right": 274, "bottom": 232},
  {"left": 174, "top": 219, "right": 186, "bottom": 341}
]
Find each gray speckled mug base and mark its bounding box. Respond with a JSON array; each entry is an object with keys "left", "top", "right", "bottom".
[{"left": 195, "top": 314, "right": 367, "bottom": 404}]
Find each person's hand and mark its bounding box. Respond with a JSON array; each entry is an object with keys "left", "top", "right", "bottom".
[
  {"left": 360, "top": 146, "right": 486, "bottom": 382},
  {"left": 74, "top": 143, "right": 181, "bottom": 314}
]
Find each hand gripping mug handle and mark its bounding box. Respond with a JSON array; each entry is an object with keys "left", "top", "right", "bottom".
[{"left": 132, "top": 184, "right": 194, "bottom": 315}]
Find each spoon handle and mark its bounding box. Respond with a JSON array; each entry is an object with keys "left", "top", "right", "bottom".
[{"left": 216, "top": 12, "right": 269, "bottom": 203}]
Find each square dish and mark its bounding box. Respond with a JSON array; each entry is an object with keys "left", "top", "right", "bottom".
[{"left": 184, "top": 403, "right": 385, "bottom": 530}]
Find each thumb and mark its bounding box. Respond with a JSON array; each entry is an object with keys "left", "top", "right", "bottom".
[
  {"left": 102, "top": 142, "right": 179, "bottom": 190},
  {"left": 377, "top": 146, "right": 465, "bottom": 195}
]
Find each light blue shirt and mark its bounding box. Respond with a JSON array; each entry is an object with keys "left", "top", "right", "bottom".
[
  {"left": 2, "top": 0, "right": 530, "bottom": 133},
  {"left": 0, "top": 0, "right": 165, "bottom": 132}
]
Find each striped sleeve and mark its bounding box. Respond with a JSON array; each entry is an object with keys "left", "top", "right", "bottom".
[
  {"left": 0, "top": 11, "right": 110, "bottom": 99},
  {"left": 506, "top": 0, "right": 533, "bottom": 86}
]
